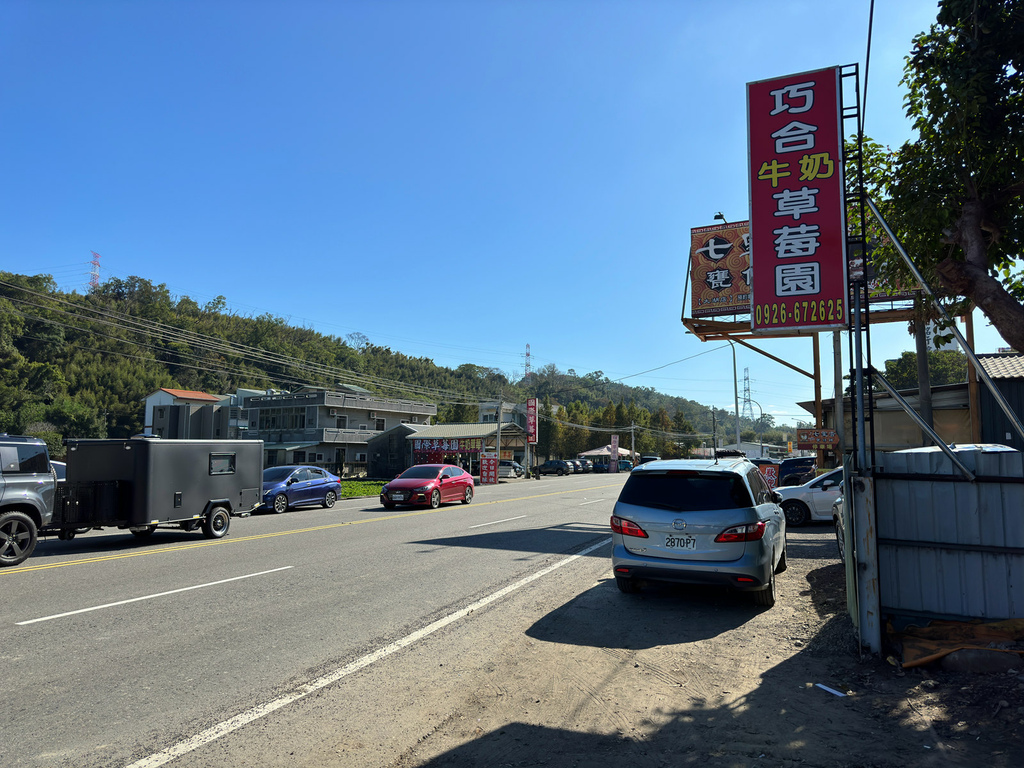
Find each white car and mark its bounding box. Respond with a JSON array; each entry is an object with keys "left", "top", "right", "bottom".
[{"left": 775, "top": 467, "right": 843, "bottom": 527}]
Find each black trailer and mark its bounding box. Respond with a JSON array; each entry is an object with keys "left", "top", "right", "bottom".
[{"left": 46, "top": 438, "right": 263, "bottom": 541}]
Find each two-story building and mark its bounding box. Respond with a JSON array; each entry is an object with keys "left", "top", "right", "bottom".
[{"left": 244, "top": 385, "right": 436, "bottom": 476}]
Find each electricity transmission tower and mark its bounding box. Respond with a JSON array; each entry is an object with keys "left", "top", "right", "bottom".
[{"left": 741, "top": 368, "right": 755, "bottom": 423}]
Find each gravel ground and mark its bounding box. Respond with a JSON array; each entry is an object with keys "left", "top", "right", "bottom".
[{"left": 382, "top": 525, "right": 1023, "bottom": 768}]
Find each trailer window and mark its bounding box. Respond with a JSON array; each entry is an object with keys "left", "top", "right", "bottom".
[{"left": 210, "top": 453, "right": 236, "bottom": 475}]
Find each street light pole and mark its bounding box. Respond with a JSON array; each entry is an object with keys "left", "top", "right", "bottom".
[
  {"left": 749, "top": 398, "right": 765, "bottom": 457},
  {"left": 728, "top": 341, "right": 741, "bottom": 449}
]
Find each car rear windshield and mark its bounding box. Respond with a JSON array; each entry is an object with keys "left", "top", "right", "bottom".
[{"left": 617, "top": 472, "right": 754, "bottom": 512}]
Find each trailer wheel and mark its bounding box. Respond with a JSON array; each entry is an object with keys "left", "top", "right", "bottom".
[
  {"left": 130, "top": 525, "right": 157, "bottom": 538},
  {"left": 58, "top": 529, "right": 77, "bottom": 540},
  {"left": 0, "top": 511, "right": 38, "bottom": 567},
  {"left": 202, "top": 506, "right": 231, "bottom": 539}
]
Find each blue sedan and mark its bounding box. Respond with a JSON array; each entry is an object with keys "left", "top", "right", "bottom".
[{"left": 261, "top": 465, "right": 341, "bottom": 514}]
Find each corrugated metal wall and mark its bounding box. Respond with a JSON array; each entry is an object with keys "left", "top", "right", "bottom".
[
  {"left": 980, "top": 379, "right": 1024, "bottom": 451},
  {"left": 874, "top": 448, "right": 1024, "bottom": 621}
]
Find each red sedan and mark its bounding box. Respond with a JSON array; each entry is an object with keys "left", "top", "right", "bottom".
[{"left": 380, "top": 464, "right": 475, "bottom": 509}]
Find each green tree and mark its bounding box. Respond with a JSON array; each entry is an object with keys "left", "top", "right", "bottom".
[
  {"left": 882, "top": 350, "right": 969, "bottom": 389},
  {"left": 872, "top": 0, "right": 1024, "bottom": 351}
]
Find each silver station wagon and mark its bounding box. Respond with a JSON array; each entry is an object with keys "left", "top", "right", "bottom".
[{"left": 610, "top": 458, "right": 787, "bottom": 607}]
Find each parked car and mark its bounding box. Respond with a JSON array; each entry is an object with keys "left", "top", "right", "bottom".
[
  {"left": 775, "top": 467, "right": 843, "bottom": 526},
  {"left": 261, "top": 465, "right": 342, "bottom": 514},
  {"left": 832, "top": 481, "right": 846, "bottom": 564},
  {"left": 380, "top": 464, "right": 474, "bottom": 509},
  {"left": 618, "top": 459, "right": 634, "bottom": 472},
  {"left": 534, "top": 460, "right": 572, "bottom": 476},
  {"left": 568, "top": 459, "right": 583, "bottom": 473},
  {"left": 778, "top": 456, "right": 816, "bottom": 486},
  {"left": 592, "top": 461, "right": 609, "bottom": 473},
  {"left": 575, "top": 458, "right": 593, "bottom": 473},
  {"left": 0, "top": 435, "right": 55, "bottom": 566},
  {"left": 610, "top": 458, "right": 787, "bottom": 607},
  {"left": 499, "top": 459, "right": 524, "bottom": 478}
]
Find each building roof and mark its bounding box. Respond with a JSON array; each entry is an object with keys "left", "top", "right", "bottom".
[
  {"left": 978, "top": 353, "right": 1024, "bottom": 379},
  {"left": 404, "top": 422, "right": 527, "bottom": 440},
  {"left": 157, "top": 388, "right": 222, "bottom": 403}
]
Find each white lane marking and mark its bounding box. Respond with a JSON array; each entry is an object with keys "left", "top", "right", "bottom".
[
  {"left": 16, "top": 567, "right": 294, "bottom": 626},
  {"left": 125, "top": 537, "right": 612, "bottom": 768},
  {"left": 579, "top": 499, "right": 606, "bottom": 506},
  {"left": 469, "top": 515, "right": 527, "bottom": 529}
]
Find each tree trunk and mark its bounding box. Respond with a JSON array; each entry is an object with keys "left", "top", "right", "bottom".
[
  {"left": 936, "top": 258, "right": 1024, "bottom": 353},
  {"left": 936, "top": 198, "right": 1024, "bottom": 353}
]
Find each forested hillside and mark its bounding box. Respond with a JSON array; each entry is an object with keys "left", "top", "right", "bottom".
[{"left": 0, "top": 272, "right": 795, "bottom": 457}]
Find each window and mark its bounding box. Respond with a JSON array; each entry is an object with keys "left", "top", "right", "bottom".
[
  {"left": 209, "top": 453, "right": 236, "bottom": 475},
  {"left": 258, "top": 407, "right": 306, "bottom": 431},
  {"left": 355, "top": 452, "right": 367, "bottom": 462},
  {"left": 157, "top": 408, "right": 165, "bottom": 419},
  {"left": 618, "top": 472, "right": 754, "bottom": 512},
  {"left": 747, "top": 468, "right": 772, "bottom": 504},
  {"left": 293, "top": 451, "right": 306, "bottom": 462},
  {"left": 375, "top": 418, "right": 385, "bottom": 431},
  {"left": 336, "top": 415, "right": 347, "bottom": 429}
]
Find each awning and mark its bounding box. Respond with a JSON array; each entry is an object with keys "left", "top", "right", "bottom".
[{"left": 270, "top": 442, "right": 320, "bottom": 452}]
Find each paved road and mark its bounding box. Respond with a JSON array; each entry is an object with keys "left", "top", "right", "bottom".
[{"left": 0, "top": 472, "right": 626, "bottom": 768}]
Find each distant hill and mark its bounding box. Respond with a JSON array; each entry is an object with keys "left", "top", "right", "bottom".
[{"left": 0, "top": 271, "right": 797, "bottom": 457}]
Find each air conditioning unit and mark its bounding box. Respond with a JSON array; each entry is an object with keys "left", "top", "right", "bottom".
[
  {"left": 329, "top": 409, "right": 338, "bottom": 416},
  {"left": 368, "top": 411, "right": 376, "bottom": 419}
]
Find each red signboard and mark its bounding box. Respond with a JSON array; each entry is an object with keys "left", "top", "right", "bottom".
[
  {"left": 759, "top": 464, "right": 779, "bottom": 489},
  {"left": 747, "top": 67, "right": 848, "bottom": 333},
  {"left": 796, "top": 428, "right": 839, "bottom": 450},
  {"left": 689, "top": 222, "right": 751, "bottom": 317},
  {"left": 526, "top": 398, "right": 538, "bottom": 444},
  {"left": 480, "top": 452, "right": 498, "bottom": 485},
  {"left": 413, "top": 438, "right": 483, "bottom": 453}
]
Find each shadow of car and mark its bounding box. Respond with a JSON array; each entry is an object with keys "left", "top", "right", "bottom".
[{"left": 261, "top": 465, "right": 342, "bottom": 514}]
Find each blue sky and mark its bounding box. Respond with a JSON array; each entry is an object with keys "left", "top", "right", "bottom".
[{"left": 0, "top": 0, "right": 1002, "bottom": 424}]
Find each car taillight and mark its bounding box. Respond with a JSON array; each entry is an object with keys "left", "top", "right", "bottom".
[
  {"left": 715, "top": 521, "right": 767, "bottom": 542},
  {"left": 610, "top": 515, "right": 648, "bottom": 538}
]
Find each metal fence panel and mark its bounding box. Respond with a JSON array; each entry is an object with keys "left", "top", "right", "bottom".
[{"left": 874, "top": 447, "right": 1024, "bottom": 621}]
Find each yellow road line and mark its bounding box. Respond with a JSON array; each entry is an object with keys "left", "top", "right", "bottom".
[{"left": 2, "top": 483, "right": 621, "bottom": 576}]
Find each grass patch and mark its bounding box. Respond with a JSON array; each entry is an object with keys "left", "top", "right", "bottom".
[{"left": 339, "top": 479, "right": 385, "bottom": 498}]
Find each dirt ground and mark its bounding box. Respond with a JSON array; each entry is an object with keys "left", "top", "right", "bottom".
[{"left": 384, "top": 529, "right": 1023, "bottom": 768}]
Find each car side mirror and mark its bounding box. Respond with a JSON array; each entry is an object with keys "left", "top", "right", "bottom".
[
  {"left": 772, "top": 491, "right": 783, "bottom": 504},
  {"left": 822, "top": 481, "right": 835, "bottom": 490}
]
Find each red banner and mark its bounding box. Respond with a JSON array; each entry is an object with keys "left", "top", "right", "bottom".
[
  {"left": 747, "top": 67, "right": 848, "bottom": 333},
  {"left": 480, "top": 452, "right": 498, "bottom": 485},
  {"left": 526, "top": 398, "right": 537, "bottom": 444}
]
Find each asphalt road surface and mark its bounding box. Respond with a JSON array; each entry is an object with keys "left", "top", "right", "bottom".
[{"left": 1, "top": 472, "right": 626, "bottom": 768}]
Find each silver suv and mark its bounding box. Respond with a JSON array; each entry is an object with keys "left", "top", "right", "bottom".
[
  {"left": 0, "top": 435, "right": 56, "bottom": 566},
  {"left": 610, "top": 458, "right": 786, "bottom": 607}
]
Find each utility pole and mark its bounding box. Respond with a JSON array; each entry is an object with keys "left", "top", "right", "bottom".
[{"left": 496, "top": 389, "right": 502, "bottom": 467}]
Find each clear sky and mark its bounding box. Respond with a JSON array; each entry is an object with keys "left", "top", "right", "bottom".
[{"left": 0, "top": 0, "right": 1003, "bottom": 425}]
